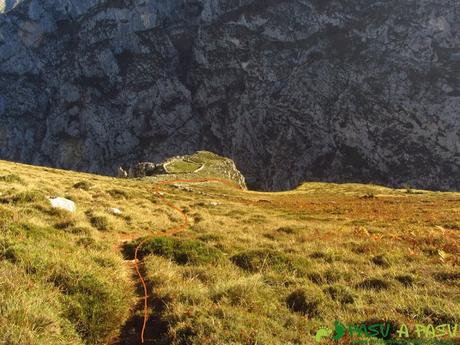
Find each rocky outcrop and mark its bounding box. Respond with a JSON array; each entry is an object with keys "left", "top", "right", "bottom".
[
  {"left": 128, "top": 151, "right": 248, "bottom": 190},
  {"left": 0, "top": 0, "right": 459, "bottom": 191},
  {"left": 128, "top": 162, "right": 166, "bottom": 178}
]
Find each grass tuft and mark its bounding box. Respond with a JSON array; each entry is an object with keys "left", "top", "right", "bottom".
[
  {"left": 76, "top": 237, "right": 96, "bottom": 248},
  {"left": 231, "top": 249, "right": 290, "bottom": 273},
  {"left": 54, "top": 218, "right": 77, "bottom": 230},
  {"left": 357, "top": 278, "right": 391, "bottom": 291},
  {"left": 276, "top": 226, "right": 298, "bottom": 235},
  {"left": 2, "top": 190, "right": 47, "bottom": 204},
  {"left": 395, "top": 275, "right": 415, "bottom": 287},
  {"left": 107, "top": 189, "right": 130, "bottom": 199},
  {"left": 127, "top": 237, "right": 222, "bottom": 265},
  {"left": 323, "top": 285, "right": 355, "bottom": 305},
  {"left": 309, "top": 251, "right": 334, "bottom": 263},
  {"left": 86, "top": 211, "right": 110, "bottom": 231},
  {"left": 286, "top": 287, "right": 324, "bottom": 317},
  {"left": 433, "top": 271, "right": 460, "bottom": 284},
  {"left": 0, "top": 174, "right": 24, "bottom": 184},
  {"left": 371, "top": 255, "right": 391, "bottom": 268},
  {"left": 73, "top": 181, "right": 93, "bottom": 190}
]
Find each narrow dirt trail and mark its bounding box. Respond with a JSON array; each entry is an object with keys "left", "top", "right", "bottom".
[{"left": 116, "top": 178, "right": 243, "bottom": 345}]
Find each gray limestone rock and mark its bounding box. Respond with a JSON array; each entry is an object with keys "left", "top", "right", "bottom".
[
  {"left": 0, "top": 0, "right": 459, "bottom": 191},
  {"left": 129, "top": 162, "right": 164, "bottom": 178}
]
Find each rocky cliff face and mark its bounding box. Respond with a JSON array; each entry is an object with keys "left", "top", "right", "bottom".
[{"left": 0, "top": 0, "right": 459, "bottom": 191}]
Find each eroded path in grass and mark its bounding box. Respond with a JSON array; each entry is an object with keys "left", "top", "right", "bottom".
[{"left": 113, "top": 178, "right": 243, "bottom": 344}]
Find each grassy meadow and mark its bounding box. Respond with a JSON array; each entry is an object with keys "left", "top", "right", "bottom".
[{"left": 0, "top": 155, "right": 459, "bottom": 345}]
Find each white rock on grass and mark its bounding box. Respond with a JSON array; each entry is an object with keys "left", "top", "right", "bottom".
[
  {"left": 109, "top": 208, "right": 122, "bottom": 215},
  {"left": 49, "top": 197, "right": 76, "bottom": 213}
]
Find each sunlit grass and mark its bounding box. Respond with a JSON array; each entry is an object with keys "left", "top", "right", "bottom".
[{"left": 0, "top": 158, "right": 459, "bottom": 344}]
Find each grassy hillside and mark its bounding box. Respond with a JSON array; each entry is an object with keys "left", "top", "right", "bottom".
[{"left": 0, "top": 157, "right": 459, "bottom": 345}]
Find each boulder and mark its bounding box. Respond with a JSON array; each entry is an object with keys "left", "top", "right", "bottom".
[{"left": 49, "top": 197, "right": 76, "bottom": 213}]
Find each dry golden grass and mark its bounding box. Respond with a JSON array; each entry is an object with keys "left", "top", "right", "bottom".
[{"left": 0, "top": 158, "right": 459, "bottom": 345}]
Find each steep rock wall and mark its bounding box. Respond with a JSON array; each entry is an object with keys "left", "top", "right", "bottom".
[{"left": 0, "top": 0, "right": 459, "bottom": 190}]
